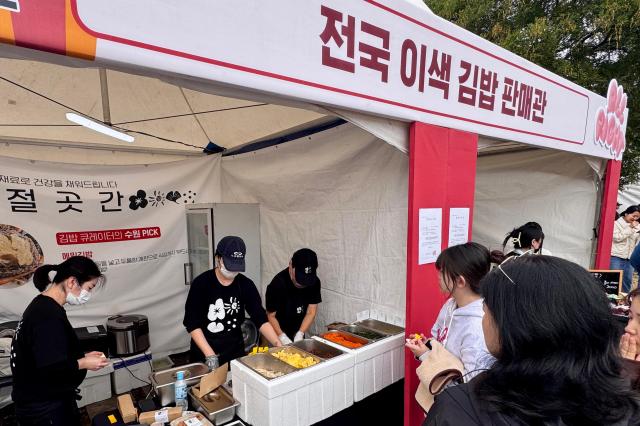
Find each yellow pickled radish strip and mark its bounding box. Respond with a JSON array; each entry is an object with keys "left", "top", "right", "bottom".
[{"left": 271, "top": 351, "right": 318, "bottom": 368}]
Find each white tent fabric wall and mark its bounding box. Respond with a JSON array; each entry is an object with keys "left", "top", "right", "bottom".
[
  {"left": 473, "top": 150, "right": 600, "bottom": 266},
  {"left": 619, "top": 185, "right": 640, "bottom": 210},
  {"left": 221, "top": 124, "right": 409, "bottom": 333}
]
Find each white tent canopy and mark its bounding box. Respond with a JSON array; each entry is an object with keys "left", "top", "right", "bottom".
[
  {"left": 0, "top": 58, "right": 329, "bottom": 159},
  {"left": 0, "top": 0, "right": 606, "bottom": 357}
]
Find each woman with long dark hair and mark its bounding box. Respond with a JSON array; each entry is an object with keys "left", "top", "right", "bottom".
[
  {"left": 491, "top": 221, "right": 546, "bottom": 264},
  {"left": 611, "top": 205, "right": 640, "bottom": 293},
  {"left": 11, "top": 256, "right": 109, "bottom": 426},
  {"left": 426, "top": 256, "right": 640, "bottom": 425}
]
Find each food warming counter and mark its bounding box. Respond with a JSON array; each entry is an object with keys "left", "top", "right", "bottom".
[
  {"left": 231, "top": 340, "right": 354, "bottom": 426},
  {"left": 231, "top": 319, "right": 404, "bottom": 426},
  {"left": 313, "top": 320, "right": 405, "bottom": 402}
]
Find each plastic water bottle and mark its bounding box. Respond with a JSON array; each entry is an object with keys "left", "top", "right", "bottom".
[{"left": 174, "top": 370, "right": 188, "bottom": 410}]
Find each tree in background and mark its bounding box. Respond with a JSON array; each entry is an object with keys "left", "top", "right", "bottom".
[{"left": 425, "top": 0, "right": 640, "bottom": 186}]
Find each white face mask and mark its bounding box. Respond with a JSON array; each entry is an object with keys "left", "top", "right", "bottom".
[
  {"left": 218, "top": 259, "right": 239, "bottom": 280},
  {"left": 66, "top": 283, "right": 92, "bottom": 305}
]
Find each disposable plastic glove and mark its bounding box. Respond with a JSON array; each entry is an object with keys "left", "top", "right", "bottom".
[
  {"left": 205, "top": 354, "right": 219, "bottom": 371},
  {"left": 279, "top": 333, "right": 293, "bottom": 345},
  {"left": 294, "top": 331, "right": 304, "bottom": 342}
]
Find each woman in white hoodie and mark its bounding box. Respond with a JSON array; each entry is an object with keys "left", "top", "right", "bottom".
[
  {"left": 611, "top": 205, "right": 640, "bottom": 293},
  {"left": 406, "top": 242, "right": 495, "bottom": 380}
]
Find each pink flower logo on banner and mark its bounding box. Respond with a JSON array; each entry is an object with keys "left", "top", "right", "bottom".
[{"left": 595, "top": 79, "right": 628, "bottom": 159}]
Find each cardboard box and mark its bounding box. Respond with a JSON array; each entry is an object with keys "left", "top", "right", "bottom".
[
  {"left": 196, "top": 364, "right": 228, "bottom": 397},
  {"left": 138, "top": 407, "right": 183, "bottom": 424},
  {"left": 117, "top": 393, "right": 137, "bottom": 423}
]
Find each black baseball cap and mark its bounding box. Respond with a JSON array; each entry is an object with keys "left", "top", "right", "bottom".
[
  {"left": 292, "top": 248, "right": 318, "bottom": 287},
  {"left": 216, "top": 236, "right": 246, "bottom": 272}
]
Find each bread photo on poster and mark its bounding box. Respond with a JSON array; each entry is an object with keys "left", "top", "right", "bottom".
[{"left": 0, "top": 224, "right": 44, "bottom": 288}]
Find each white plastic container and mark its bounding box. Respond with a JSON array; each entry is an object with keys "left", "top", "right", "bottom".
[
  {"left": 313, "top": 332, "right": 405, "bottom": 402},
  {"left": 110, "top": 350, "right": 152, "bottom": 394},
  {"left": 231, "top": 349, "right": 355, "bottom": 426},
  {"left": 78, "top": 363, "right": 114, "bottom": 408}
]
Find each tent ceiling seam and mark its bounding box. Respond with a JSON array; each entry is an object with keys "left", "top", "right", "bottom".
[
  {"left": 111, "top": 103, "right": 268, "bottom": 126},
  {"left": 179, "top": 86, "right": 211, "bottom": 142},
  {"left": 0, "top": 74, "right": 203, "bottom": 151},
  {"left": 1, "top": 136, "right": 205, "bottom": 156}
]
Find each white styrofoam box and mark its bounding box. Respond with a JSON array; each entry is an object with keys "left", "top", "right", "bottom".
[
  {"left": 231, "top": 350, "right": 355, "bottom": 426},
  {"left": 313, "top": 333, "right": 405, "bottom": 402},
  {"left": 78, "top": 363, "right": 114, "bottom": 408},
  {"left": 111, "top": 351, "right": 152, "bottom": 395}
]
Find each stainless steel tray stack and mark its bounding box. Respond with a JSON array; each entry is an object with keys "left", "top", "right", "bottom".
[
  {"left": 189, "top": 385, "right": 239, "bottom": 425},
  {"left": 150, "top": 362, "right": 209, "bottom": 406}
]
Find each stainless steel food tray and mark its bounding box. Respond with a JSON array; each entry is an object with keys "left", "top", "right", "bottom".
[
  {"left": 319, "top": 330, "right": 371, "bottom": 348},
  {"left": 237, "top": 353, "right": 297, "bottom": 380},
  {"left": 268, "top": 345, "right": 323, "bottom": 368},
  {"left": 354, "top": 318, "right": 405, "bottom": 336},
  {"left": 292, "top": 339, "right": 345, "bottom": 359},
  {"left": 150, "top": 362, "right": 209, "bottom": 406},
  {"left": 189, "top": 385, "right": 239, "bottom": 425},
  {"left": 337, "top": 324, "right": 387, "bottom": 341}
]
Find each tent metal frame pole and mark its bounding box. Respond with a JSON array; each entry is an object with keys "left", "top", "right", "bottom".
[
  {"left": 99, "top": 68, "right": 112, "bottom": 125},
  {"left": 0, "top": 136, "right": 204, "bottom": 157}
]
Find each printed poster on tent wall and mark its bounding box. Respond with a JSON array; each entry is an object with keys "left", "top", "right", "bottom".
[{"left": 0, "top": 155, "right": 221, "bottom": 355}]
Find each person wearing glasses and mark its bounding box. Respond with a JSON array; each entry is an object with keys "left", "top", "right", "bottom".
[
  {"left": 405, "top": 242, "right": 496, "bottom": 381},
  {"left": 425, "top": 256, "right": 640, "bottom": 425},
  {"left": 611, "top": 205, "right": 640, "bottom": 293},
  {"left": 11, "top": 256, "right": 109, "bottom": 426}
]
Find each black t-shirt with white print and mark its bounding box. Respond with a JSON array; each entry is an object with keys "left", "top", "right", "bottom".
[
  {"left": 265, "top": 268, "right": 322, "bottom": 340},
  {"left": 183, "top": 269, "right": 268, "bottom": 365}
]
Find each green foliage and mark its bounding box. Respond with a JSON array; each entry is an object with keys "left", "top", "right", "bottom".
[{"left": 425, "top": 0, "right": 640, "bottom": 186}]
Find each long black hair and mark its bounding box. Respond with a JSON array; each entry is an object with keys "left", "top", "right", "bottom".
[
  {"left": 32, "top": 256, "right": 103, "bottom": 292},
  {"left": 621, "top": 205, "right": 640, "bottom": 218},
  {"left": 476, "top": 256, "right": 639, "bottom": 424},
  {"left": 435, "top": 242, "right": 494, "bottom": 294},
  {"left": 502, "top": 221, "right": 544, "bottom": 251}
]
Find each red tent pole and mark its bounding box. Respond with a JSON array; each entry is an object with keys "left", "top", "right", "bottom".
[
  {"left": 594, "top": 159, "right": 622, "bottom": 269},
  {"left": 404, "top": 122, "right": 478, "bottom": 426}
]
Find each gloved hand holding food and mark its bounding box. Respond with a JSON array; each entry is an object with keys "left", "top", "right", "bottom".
[{"left": 279, "top": 333, "right": 293, "bottom": 345}]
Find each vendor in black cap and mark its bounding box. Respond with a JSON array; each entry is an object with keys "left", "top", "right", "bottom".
[
  {"left": 183, "top": 236, "right": 282, "bottom": 369},
  {"left": 266, "top": 248, "right": 322, "bottom": 344}
]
